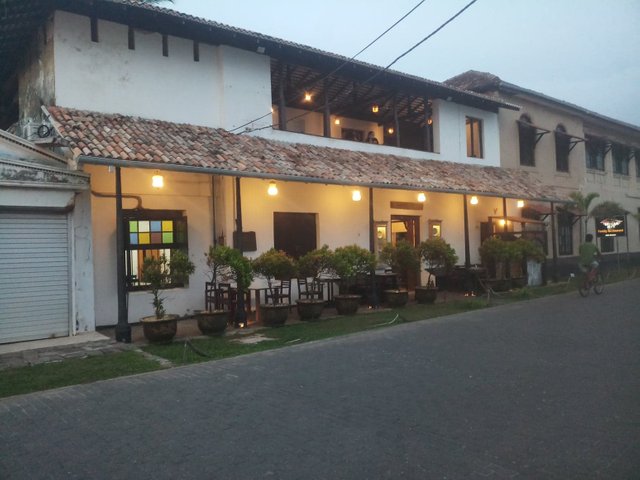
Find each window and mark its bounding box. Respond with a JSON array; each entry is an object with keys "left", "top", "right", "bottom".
[
  {"left": 124, "top": 210, "right": 188, "bottom": 290},
  {"left": 465, "top": 117, "right": 483, "bottom": 158},
  {"left": 557, "top": 210, "right": 573, "bottom": 255},
  {"left": 90, "top": 16, "right": 98, "bottom": 43},
  {"left": 585, "top": 135, "right": 605, "bottom": 171},
  {"left": 554, "top": 125, "right": 570, "bottom": 172},
  {"left": 162, "top": 34, "right": 169, "bottom": 57},
  {"left": 600, "top": 236, "right": 614, "bottom": 253},
  {"left": 193, "top": 41, "right": 200, "bottom": 62},
  {"left": 273, "top": 212, "right": 317, "bottom": 258},
  {"left": 428, "top": 220, "right": 442, "bottom": 239},
  {"left": 518, "top": 114, "right": 536, "bottom": 166},
  {"left": 128, "top": 26, "right": 135, "bottom": 50},
  {"left": 612, "top": 143, "right": 630, "bottom": 175}
]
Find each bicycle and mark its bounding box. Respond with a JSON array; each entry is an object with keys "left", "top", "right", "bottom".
[{"left": 578, "top": 264, "right": 604, "bottom": 297}]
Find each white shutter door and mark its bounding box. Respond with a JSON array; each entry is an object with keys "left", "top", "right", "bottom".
[{"left": 0, "top": 212, "right": 70, "bottom": 343}]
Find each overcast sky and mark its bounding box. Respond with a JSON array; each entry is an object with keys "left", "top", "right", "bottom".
[{"left": 169, "top": 0, "right": 640, "bottom": 126}]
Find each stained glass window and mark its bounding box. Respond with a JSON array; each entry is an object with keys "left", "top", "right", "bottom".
[{"left": 123, "top": 210, "right": 188, "bottom": 290}]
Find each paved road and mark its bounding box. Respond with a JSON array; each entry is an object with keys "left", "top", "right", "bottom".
[{"left": 2, "top": 280, "right": 639, "bottom": 479}]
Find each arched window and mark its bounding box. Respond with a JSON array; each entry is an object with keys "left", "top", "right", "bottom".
[
  {"left": 555, "top": 124, "right": 570, "bottom": 172},
  {"left": 518, "top": 114, "right": 536, "bottom": 166}
]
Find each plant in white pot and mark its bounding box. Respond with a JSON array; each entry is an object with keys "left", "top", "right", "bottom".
[
  {"left": 330, "top": 245, "right": 376, "bottom": 315},
  {"left": 252, "top": 249, "right": 297, "bottom": 327},
  {"left": 139, "top": 250, "right": 195, "bottom": 342},
  {"left": 295, "top": 245, "right": 333, "bottom": 320},
  {"left": 416, "top": 238, "right": 458, "bottom": 304}
]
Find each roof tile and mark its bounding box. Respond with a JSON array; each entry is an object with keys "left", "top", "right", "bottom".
[{"left": 47, "top": 106, "right": 566, "bottom": 202}]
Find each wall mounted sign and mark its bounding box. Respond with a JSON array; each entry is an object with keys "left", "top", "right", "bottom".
[{"left": 595, "top": 216, "right": 626, "bottom": 237}]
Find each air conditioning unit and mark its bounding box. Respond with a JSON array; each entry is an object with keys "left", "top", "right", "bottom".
[{"left": 23, "top": 121, "right": 53, "bottom": 140}]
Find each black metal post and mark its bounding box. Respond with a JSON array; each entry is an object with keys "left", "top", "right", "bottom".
[
  {"left": 463, "top": 194, "right": 471, "bottom": 268},
  {"left": 369, "top": 187, "right": 379, "bottom": 308},
  {"left": 114, "top": 166, "right": 131, "bottom": 343},
  {"left": 234, "top": 177, "right": 247, "bottom": 328},
  {"left": 502, "top": 197, "right": 508, "bottom": 232},
  {"left": 550, "top": 201, "right": 558, "bottom": 282}
]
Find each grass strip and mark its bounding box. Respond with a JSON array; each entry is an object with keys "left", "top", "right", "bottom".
[{"left": 0, "top": 350, "right": 162, "bottom": 399}]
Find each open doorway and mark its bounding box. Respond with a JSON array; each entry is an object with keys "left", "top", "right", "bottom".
[{"left": 390, "top": 215, "right": 420, "bottom": 288}]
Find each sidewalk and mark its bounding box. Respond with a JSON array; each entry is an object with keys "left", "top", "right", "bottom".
[{"left": 0, "top": 332, "right": 131, "bottom": 371}]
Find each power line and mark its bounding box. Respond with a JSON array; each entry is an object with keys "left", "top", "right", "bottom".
[
  {"left": 244, "top": 0, "right": 480, "bottom": 135},
  {"left": 228, "top": 0, "right": 427, "bottom": 133}
]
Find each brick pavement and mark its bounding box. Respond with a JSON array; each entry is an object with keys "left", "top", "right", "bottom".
[{"left": 1, "top": 279, "right": 639, "bottom": 479}]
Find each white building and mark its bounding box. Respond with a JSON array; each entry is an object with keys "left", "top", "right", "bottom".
[
  {"left": 447, "top": 71, "right": 640, "bottom": 273},
  {"left": 0, "top": 0, "right": 564, "bottom": 341}
]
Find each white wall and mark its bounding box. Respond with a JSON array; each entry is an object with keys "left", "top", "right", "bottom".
[
  {"left": 86, "top": 165, "right": 214, "bottom": 326},
  {"left": 52, "top": 12, "right": 271, "bottom": 130},
  {"left": 434, "top": 100, "right": 501, "bottom": 167},
  {"left": 259, "top": 100, "right": 501, "bottom": 167}
]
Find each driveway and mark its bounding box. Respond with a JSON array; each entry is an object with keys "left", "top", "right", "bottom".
[{"left": 1, "top": 279, "right": 639, "bottom": 479}]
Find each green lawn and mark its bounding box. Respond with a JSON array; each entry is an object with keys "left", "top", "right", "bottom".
[
  {"left": 0, "top": 350, "right": 162, "bottom": 399},
  {"left": 144, "top": 297, "right": 490, "bottom": 365},
  {"left": 2, "top": 267, "right": 636, "bottom": 398}
]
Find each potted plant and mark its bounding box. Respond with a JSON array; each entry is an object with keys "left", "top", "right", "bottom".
[
  {"left": 139, "top": 250, "right": 195, "bottom": 343},
  {"left": 416, "top": 238, "right": 458, "bottom": 304},
  {"left": 379, "top": 241, "right": 420, "bottom": 307},
  {"left": 514, "top": 237, "right": 546, "bottom": 287},
  {"left": 295, "top": 245, "right": 333, "bottom": 320},
  {"left": 197, "top": 245, "right": 252, "bottom": 335},
  {"left": 252, "top": 249, "right": 297, "bottom": 326},
  {"left": 479, "top": 236, "right": 510, "bottom": 291},
  {"left": 329, "top": 245, "right": 376, "bottom": 315}
]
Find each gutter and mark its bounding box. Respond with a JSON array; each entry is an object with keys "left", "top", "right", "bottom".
[{"left": 76, "top": 155, "right": 570, "bottom": 205}]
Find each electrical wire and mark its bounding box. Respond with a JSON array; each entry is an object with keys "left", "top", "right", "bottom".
[
  {"left": 228, "top": 0, "right": 427, "bottom": 133},
  {"left": 243, "top": 0, "right": 480, "bottom": 135}
]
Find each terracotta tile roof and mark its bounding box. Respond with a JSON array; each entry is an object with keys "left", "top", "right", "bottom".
[{"left": 47, "top": 106, "right": 567, "bottom": 202}]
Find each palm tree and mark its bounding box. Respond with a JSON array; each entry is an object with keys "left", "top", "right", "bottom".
[{"left": 568, "top": 191, "right": 600, "bottom": 240}]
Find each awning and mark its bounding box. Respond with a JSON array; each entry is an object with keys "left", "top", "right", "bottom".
[{"left": 45, "top": 106, "right": 568, "bottom": 203}]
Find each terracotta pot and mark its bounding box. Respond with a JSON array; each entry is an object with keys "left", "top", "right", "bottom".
[
  {"left": 384, "top": 289, "right": 409, "bottom": 308},
  {"left": 334, "top": 294, "right": 361, "bottom": 315},
  {"left": 296, "top": 299, "right": 326, "bottom": 321},
  {"left": 195, "top": 310, "right": 230, "bottom": 336},
  {"left": 260, "top": 303, "right": 290, "bottom": 327},
  {"left": 414, "top": 286, "right": 437, "bottom": 304},
  {"left": 140, "top": 314, "right": 178, "bottom": 343}
]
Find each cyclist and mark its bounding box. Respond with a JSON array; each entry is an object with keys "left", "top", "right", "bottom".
[{"left": 578, "top": 234, "right": 601, "bottom": 280}]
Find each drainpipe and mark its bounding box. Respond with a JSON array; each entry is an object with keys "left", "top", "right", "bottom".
[
  {"left": 463, "top": 194, "right": 471, "bottom": 268},
  {"left": 234, "top": 177, "right": 247, "bottom": 328},
  {"left": 114, "top": 166, "right": 131, "bottom": 343}
]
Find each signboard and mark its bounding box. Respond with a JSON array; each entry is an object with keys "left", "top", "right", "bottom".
[{"left": 595, "top": 216, "right": 626, "bottom": 238}]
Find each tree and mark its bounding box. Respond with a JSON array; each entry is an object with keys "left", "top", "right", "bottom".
[
  {"left": 590, "top": 201, "right": 627, "bottom": 218},
  {"left": 568, "top": 191, "right": 600, "bottom": 240}
]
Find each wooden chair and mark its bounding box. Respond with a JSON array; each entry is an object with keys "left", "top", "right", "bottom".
[
  {"left": 297, "top": 277, "right": 323, "bottom": 300},
  {"left": 266, "top": 279, "right": 292, "bottom": 309}
]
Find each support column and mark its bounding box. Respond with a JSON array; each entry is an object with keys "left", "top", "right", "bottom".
[
  {"left": 502, "top": 197, "right": 508, "bottom": 232},
  {"left": 234, "top": 177, "right": 247, "bottom": 327},
  {"left": 323, "top": 79, "right": 331, "bottom": 137},
  {"left": 369, "top": 188, "right": 379, "bottom": 308},
  {"left": 423, "top": 95, "right": 432, "bottom": 152},
  {"left": 278, "top": 63, "right": 287, "bottom": 131},
  {"left": 550, "top": 201, "right": 558, "bottom": 282},
  {"left": 114, "top": 166, "right": 131, "bottom": 343},
  {"left": 463, "top": 194, "right": 471, "bottom": 268},
  {"left": 393, "top": 94, "right": 401, "bottom": 147}
]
